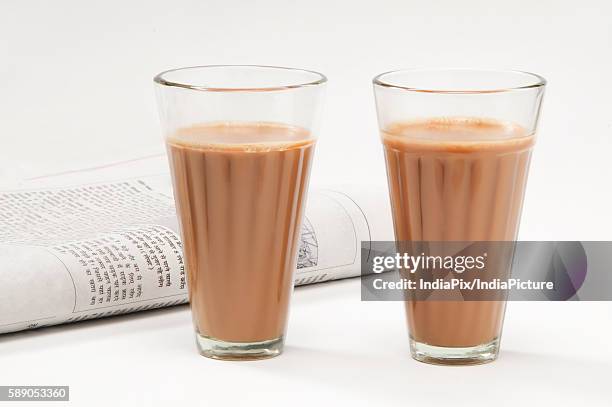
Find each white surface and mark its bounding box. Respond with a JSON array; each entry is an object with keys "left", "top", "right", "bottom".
[
  {"left": 1, "top": 0, "right": 611, "bottom": 406},
  {"left": 0, "top": 279, "right": 610, "bottom": 406}
]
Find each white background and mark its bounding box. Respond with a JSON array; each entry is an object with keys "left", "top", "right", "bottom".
[{"left": 1, "top": 0, "right": 611, "bottom": 406}]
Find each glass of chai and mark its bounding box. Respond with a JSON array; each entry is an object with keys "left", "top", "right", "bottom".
[
  {"left": 155, "top": 65, "right": 326, "bottom": 360},
  {"left": 373, "top": 69, "right": 546, "bottom": 365}
]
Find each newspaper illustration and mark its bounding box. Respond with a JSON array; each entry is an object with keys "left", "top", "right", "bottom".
[{"left": 0, "top": 155, "right": 392, "bottom": 334}]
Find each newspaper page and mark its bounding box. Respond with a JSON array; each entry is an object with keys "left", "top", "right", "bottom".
[{"left": 0, "top": 155, "right": 392, "bottom": 334}]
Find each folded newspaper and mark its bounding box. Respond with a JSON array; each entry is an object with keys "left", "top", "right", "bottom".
[{"left": 0, "top": 155, "right": 392, "bottom": 334}]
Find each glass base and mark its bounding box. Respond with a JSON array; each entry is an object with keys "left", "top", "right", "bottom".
[
  {"left": 410, "top": 337, "right": 499, "bottom": 366},
  {"left": 195, "top": 334, "right": 284, "bottom": 361}
]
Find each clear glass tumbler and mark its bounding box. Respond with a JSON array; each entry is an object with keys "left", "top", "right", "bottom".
[
  {"left": 155, "top": 65, "right": 326, "bottom": 360},
  {"left": 373, "top": 69, "right": 545, "bottom": 365}
]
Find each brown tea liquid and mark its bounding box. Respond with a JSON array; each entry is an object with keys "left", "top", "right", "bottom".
[
  {"left": 167, "top": 122, "right": 315, "bottom": 343},
  {"left": 382, "top": 117, "right": 534, "bottom": 347}
]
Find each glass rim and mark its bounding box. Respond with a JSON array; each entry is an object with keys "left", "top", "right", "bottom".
[
  {"left": 154, "top": 64, "right": 327, "bottom": 92},
  {"left": 372, "top": 68, "right": 546, "bottom": 94}
]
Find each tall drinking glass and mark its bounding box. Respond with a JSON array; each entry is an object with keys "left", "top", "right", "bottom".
[
  {"left": 155, "top": 65, "right": 326, "bottom": 360},
  {"left": 373, "top": 69, "right": 545, "bottom": 365}
]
